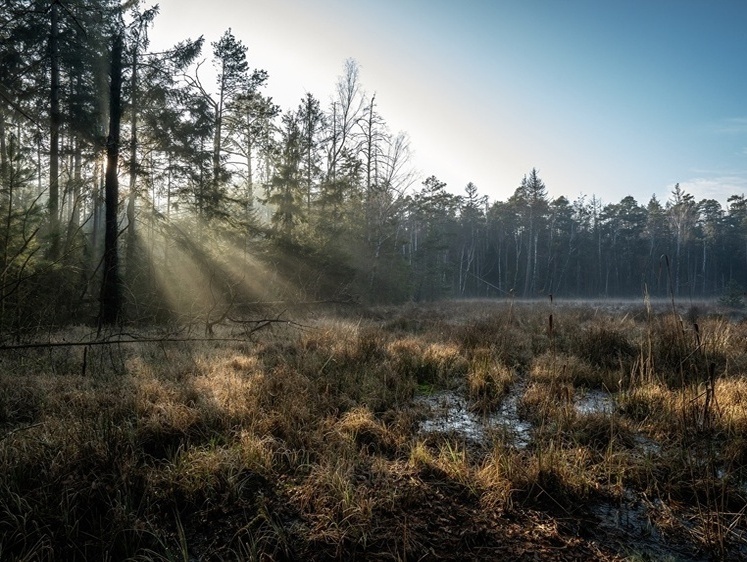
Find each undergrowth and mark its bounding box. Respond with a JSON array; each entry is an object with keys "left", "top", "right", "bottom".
[{"left": 0, "top": 300, "right": 745, "bottom": 560}]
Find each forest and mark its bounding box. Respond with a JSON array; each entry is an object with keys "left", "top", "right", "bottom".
[
  {"left": 1, "top": 1, "right": 746, "bottom": 334},
  {"left": 2, "top": 2, "right": 747, "bottom": 561}
]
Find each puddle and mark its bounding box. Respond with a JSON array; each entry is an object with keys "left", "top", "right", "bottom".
[
  {"left": 496, "top": 379, "right": 532, "bottom": 448},
  {"left": 592, "top": 487, "right": 747, "bottom": 561},
  {"left": 591, "top": 492, "right": 708, "bottom": 561},
  {"left": 414, "top": 384, "right": 745, "bottom": 560},
  {"left": 415, "top": 382, "right": 532, "bottom": 448},
  {"left": 575, "top": 389, "right": 614, "bottom": 415},
  {"left": 416, "top": 391, "right": 491, "bottom": 442},
  {"left": 594, "top": 492, "right": 660, "bottom": 537},
  {"left": 632, "top": 434, "right": 661, "bottom": 455}
]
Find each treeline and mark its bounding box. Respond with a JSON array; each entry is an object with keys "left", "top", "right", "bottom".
[
  {"left": 0, "top": 2, "right": 744, "bottom": 334},
  {"left": 457, "top": 176, "right": 745, "bottom": 301}
]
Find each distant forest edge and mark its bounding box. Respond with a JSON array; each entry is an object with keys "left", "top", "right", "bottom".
[{"left": 1, "top": 3, "right": 744, "bottom": 332}]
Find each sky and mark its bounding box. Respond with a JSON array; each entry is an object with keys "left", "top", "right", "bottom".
[{"left": 149, "top": 0, "right": 747, "bottom": 207}]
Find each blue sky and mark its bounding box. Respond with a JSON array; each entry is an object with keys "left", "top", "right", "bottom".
[{"left": 151, "top": 0, "right": 747, "bottom": 207}]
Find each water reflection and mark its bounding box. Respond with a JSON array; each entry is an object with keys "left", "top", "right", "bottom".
[{"left": 415, "top": 386, "right": 532, "bottom": 448}]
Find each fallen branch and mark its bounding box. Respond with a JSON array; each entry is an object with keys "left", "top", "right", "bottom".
[
  {"left": 227, "top": 311, "right": 311, "bottom": 331},
  {"left": 233, "top": 298, "right": 359, "bottom": 307},
  {"left": 0, "top": 337, "right": 248, "bottom": 351},
  {"left": 0, "top": 316, "right": 306, "bottom": 352}
]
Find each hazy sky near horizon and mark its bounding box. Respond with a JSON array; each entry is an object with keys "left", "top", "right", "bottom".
[{"left": 150, "top": 0, "right": 747, "bottom": 207}]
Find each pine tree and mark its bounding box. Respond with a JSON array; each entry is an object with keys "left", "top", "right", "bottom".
[
  {"left": 211, "top": 29, "right": 249, "bottom": 188},
  {"left": 265, "top": 112, "right": 304, "bottom": 242},
  {"left": 666, "top": 183, "right": 696, "bottom": 296},
  {"left": 514, "top": 168, "right": 548, "bottom": 296},
  {"left": 297, "top": 93, "right": 325, "bottom": 215}
]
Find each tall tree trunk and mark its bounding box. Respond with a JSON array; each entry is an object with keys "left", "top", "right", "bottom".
[
  {"left": 213, "top": 70, "right": 225, "bottom": 186},
  {"left": 126, "top": 46, "right": 138, "bottom": 275},
  {"left": 1, "top": 130, "right": 16, "bottom": 322},
  {"left": 72, "top": 137, "right": 81, "bottom": 229},
  {"left": 0, "top": 109, "right": 7, "bottom": 181},
  {"left": 523, "top": 212, "right": 533, "bottom": 297},
  {"left": 99, "top": 31, "right": 123, "bottom": 326},
  {"left": 532, "top": 233, "right": 539, "bottom": 295},
  {"left": 497, "top": 234, "right": 503, "bottom": 293},
  {"left": 513, "top": 232, "right": 521, "bottom": 291},
  {"left": 48, "top": 0, "right": 61, "bottom": 257},
  {"left": 245, "top": 119, "right": 253, "bottom": 210},
  {"left": 89, "top": 154, "right": 102, "bottom": 295},
  {"left": 675, "top": 229, "right": 681, "bottom": 296},
  {"left": 213, "top": 113, "right": 222, "bottom": 185},
  {"left": 305, "top": 130, "right": 312, "bottom": 214},
  {"left": 702, "top": 240, "right": 707, "bottom": 295}
]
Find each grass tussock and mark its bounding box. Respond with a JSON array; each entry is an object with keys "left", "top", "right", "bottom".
[
  {"left": 529, "top": 351, "right": 603, "bottom": 387},
  {"left": 0, "top": 300, "right": 746, "bottom": 560},
  {"left": 467, "top": 349, "right": 515, "bottom": 413}
]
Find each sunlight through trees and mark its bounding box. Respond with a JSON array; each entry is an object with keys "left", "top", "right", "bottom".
[{"left": 1, "top": 1, "right": 746, "bottom": 335}]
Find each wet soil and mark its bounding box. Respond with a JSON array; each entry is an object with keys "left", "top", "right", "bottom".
[{"left": 413, "top": 380, "right": 746, "bottom": 562}]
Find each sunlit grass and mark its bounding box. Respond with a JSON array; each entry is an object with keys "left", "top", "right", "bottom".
[
  {"left": 1, "top": 300, "right": 746, "bottom": 560},
  {"left": 466, "top": 349, "right": 515, "bottom": 412}
]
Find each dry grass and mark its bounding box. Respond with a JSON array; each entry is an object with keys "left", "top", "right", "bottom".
[
  {"left": 467, "top": 352, "right": 515, "bottom": 413},
  {"left": 0, "top": 301, "right": 745, "bottom": 560}
]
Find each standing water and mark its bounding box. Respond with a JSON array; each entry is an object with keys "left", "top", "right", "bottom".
[{"left": 415, "top": 381, "right": 532, "bottom": 448}]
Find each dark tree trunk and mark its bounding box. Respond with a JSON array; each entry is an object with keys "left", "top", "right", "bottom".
[
  {"left": 212, "top": 69, "right": 225, "bottom": 187},
  {"left": 99, "top": 31, "right": 123, "bottom": 326},
  {"left": 72, "top": 136, "right": 81, "bottom": 229},
  {"left": 48, "top": 0, "right": 60, "bottom": 257},
  {"left": 126, "top": 46, "right": 138, "bottom": 275},
  {"left": 0, "top": 109, "right": 7, "bottom": 180}
]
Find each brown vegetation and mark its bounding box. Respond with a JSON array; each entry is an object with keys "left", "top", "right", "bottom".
[{"left": 0, "top": 300, "right": 745, "bottom": 560}]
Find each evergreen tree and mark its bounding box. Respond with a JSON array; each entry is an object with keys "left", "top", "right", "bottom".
[
  {"left": 211, "top": 29, "right": 249, "bottom": 186},
  {"left": 408, "top": 176, "right": 460, "bottom": 300},
  {"left": 513, "top": 168, "right": 548, "bottom": 296},
  {"left": 546, "top": 195, "right": 576, "bottom": 295},
  {"left": 457, "top": 182, "right": 486, "bottom": 296},
  {"left": 644, "top": 195, "right": 669, "bottom": 296},
  {"left": 666, "top": 184, "right": 696, "bottom": 296},
  {"left": 265, "top": 112, "right": 304, "bottom": 242},
  {"left": 696, "top": 199, "right": 724, "bottom": 294},
  {"left": 224, "top": 87, "right": 278, "bottom": 215},
  {"left": 600, "top": 196, "right": 646, "bottom": 294},
  {"left": 725, "top": 195, "right": 747, "bottom": 288},
  {"left": 298, "top": 92, "right": 325, "bottom": 216}
]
